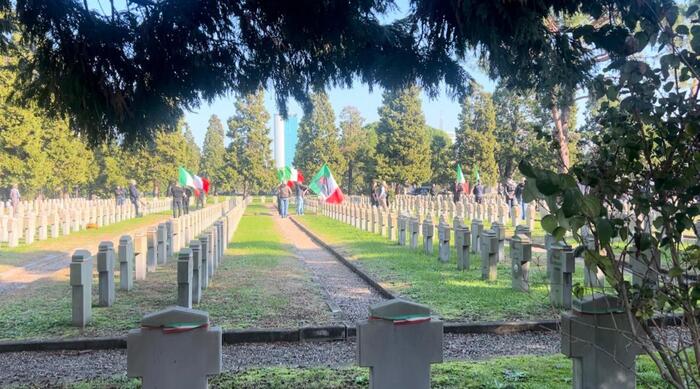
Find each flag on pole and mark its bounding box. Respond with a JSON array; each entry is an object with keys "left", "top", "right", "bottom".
[
  {"left": 277, "top": 166, "right": 303, "bottom": 188},
  {"left": 178, "top": 167, "right": 195, "bottom": 188},
  {"left": 471, "top": 164, "right": 480, "bottom": 184},
  {"left": 202, "top": 178, "right": 210, "bottom": 194},
  {"left": 193, "top": 175, "right": 204, "bottom": 190},
  {"left": 308, "top": 163, "right": 344, "bottom": 204},
  {"left": 456, "top": 164, "right": 469, "bottom": 193}
]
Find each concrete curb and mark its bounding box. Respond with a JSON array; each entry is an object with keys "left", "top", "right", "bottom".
[{"left": 289, "top": 216, "right": 396, "bottom": 300}]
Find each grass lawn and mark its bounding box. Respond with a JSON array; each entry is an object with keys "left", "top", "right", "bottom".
[
  {"left": 0, "top": 211, "right": 173, "bottom": 272},
  {"left": 296, "top": 213, "right": 588, "bottom": 322},
  {"left": 0, "top": 204, "right": 330, "bottom": 340},
  {"left": 22, "top": 354, "right": 668, "bottom": 388}
]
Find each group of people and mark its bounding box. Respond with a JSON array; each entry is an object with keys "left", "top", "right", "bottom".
[
  {"left": 114, "top": 180, "right": 142, "bottom": 216},
  {"left": 167, "top": 182, "right": 205, "bottom": 218},
  {"left": 276, "top": 181, "right": 308, "bottom": 218}
]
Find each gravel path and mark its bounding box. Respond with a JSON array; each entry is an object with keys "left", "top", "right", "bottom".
[
  {"left": 272, "top": 210, "right": 386, "bottom": 323},
  {"left": 0, "top": 332, "right": 561, "bottom": 386}
]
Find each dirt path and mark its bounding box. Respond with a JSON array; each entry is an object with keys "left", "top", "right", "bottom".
[
  {"left": 270, "top": 206, "right": 386, "bottom": 324},
  {"left": 0, "top": 215, "right": 170, "bottom": 295}
]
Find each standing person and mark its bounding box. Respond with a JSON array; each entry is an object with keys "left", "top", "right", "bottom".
[
  {"left": 515, "top": 179, "right": 526, "bottom": 220},
  {"left": 378, "top": 181, "right": 388, "bottom": 209},
  {"left": 128, "top": 180, "right": 141, "bottom": 217},
  {"left": 183, "top": 187, "right": 191, "bottom": 215},
  {"left": 276, "top": 183, "right": 283, "bottom": 215},
  {"left": 115, "top": 186, "right": 125, "bottom": 206},
  {"left": 169, "top": 182, "right": 184, "bottom": 218},
  {"left": 430, "top": 183, "right": 437, "bottom": 197},
  {"left": 370, "top": 181, "right": 378, "bottom": 207},
  {"left": 196, "top": 190, "right": 205, "bottom": 209},
  {"left": 295, "top": 182, "right": 308, "bottom": 215},
  {"left": 453, "top": 181, "right": 464, "bottom": 203},
  {"left": 279, "top": 183, "right": 291, "bottom": 218},
  {"left": 473, "top": 180, "right": 484, "bottom": 204},
  {"left": 9, "top": 184, "right": 20, "bottom": 215},
  {"left": 505, "top": 178, "right": 517, "bottom": 209}
]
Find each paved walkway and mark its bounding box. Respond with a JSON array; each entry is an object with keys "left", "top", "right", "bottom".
[{"left": 271, "top": 207, "right": 385, "bottom": 323}]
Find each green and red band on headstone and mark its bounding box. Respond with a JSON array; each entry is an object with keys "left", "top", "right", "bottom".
[
  {"left": 142, "top": 322, "right": 209, "bottom": 334},
  {"left": 369, "top": 314, "right": 432, "bottom": 326}
]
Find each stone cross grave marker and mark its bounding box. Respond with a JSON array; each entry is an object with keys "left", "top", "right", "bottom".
[
  {"left": 127, "top": 306, "right": 222, "bottom": 389},
  {"left": 178, "top": 248, "right": 193, "bottom": 308},
  {"left": 422, "top": 217, "right": 434, "bottom": 255},
  {"left": 166, "top": 220, "right": 174, "bottom": 258},
  {"left": 491, "top": 221, "right": 506, "bottom": 263},
  {"left": 357, "top": 299, "right": 443, "bottom": 389},
  {"left": 397, "top": 215, "right": 406, "bottom": 246},
  {"left": 480, "top": 229, "right": 498, "bottom": 281},
  {"left": 550, "top": 242, "right": 575, "bottom": 309},
  {"left": 118, "top": 235, "right": 134, "bottom": 291},
  {"left": 561, "top": 294, "right": 641, "bottom": 389},
  {"left": 134, "top": 232, "right": 147, "bottom": 281},
  {"left": 70, "top": 249, "right": 92, "bottom": 327},
  {"left": 190, "top": 240, "right": 202, "bottom": 304},
  {"left": 471, "top": 219, "right": 482, "bottom": 254},
  {"left": 437, "top": 216, "right": 450, "bottom": 262},
  {"left": 454, "top": 219, "right": 470, "bottom": 270},
  {"left": 157, "top": 223, "right": 167, "bottom": 265},
  {"left": 200, "top": 235, "right": 210, "bottom": 289},
  {"left": 410, "top": 216, "right": 420, "bottom": 249},
  {"left": 97, "top": 241, "right": 115, "bottom": 307},
  {"left": 147, "top": 228, "right": 157, "bottom": 272},
  {"left": 511, "top": 233, "right": 531, "bottom": 292}
]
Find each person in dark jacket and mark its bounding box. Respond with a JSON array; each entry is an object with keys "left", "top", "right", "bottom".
[
  {"left": 128, "top": 180, "right": 141, "bottom": 216},
  {"left": 183, "top": 187, "right": 191, "bottom": 215},
  {"left": 169, "top": 182, "right": 185, "bottom": 218},
  {"left": 473, "top": 180, "right": 484, "bottom": 204}
]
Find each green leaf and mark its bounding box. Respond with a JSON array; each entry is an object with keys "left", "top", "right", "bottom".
[
  {"left": 561, "top": 188, "right": 582, "bottom": 217},
  {"left": 581, "top": 195, "right": 602, "bottom": 218},
  {"left": 569, "top": 216, "right": 586, "bottom": 232},
  {"left": 605, "top": 86, "right": 618, "bottom": 100},
  {"left": 687, "top": 4, "right": 699, "bottom": 17},
  {"left": 552, "top": 226, "right": 567, "bottom": 241},
  {"left": 518, "top": 159, "right": 536, "bottom": 178},
  {"left": 668, "top": 266, "right": 683, "bottom": 278},
  {"left": 522, "top": 179, "right": 540, "bottom": 203},
  {"left": 535, "top": 171, "right": 559, "bottom": 196},
  {"left": 676, "top": 25, "right": 689, "bottom": 35},
  {"left": 595, "top": 217, "right": 614, "bottom": 246},
  {"left": 541, "top": 214, "right": 558, "bottom": 233}
]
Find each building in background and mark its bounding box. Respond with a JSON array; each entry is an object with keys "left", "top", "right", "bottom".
[
  {"left": 273, "top": 114, "right": 285, "bottom": 169},
  {"left": 284, "top": 115, "right": 298, "bottom": 167}
]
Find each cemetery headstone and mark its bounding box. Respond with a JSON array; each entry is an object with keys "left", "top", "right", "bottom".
[
  {"left": 561, "top": 294, "right": 641, "bottom": 389},
  {"left": 70, "top": 249, "right": 92, "bottom": 327},
  {"left": 357, "top": 299, "right": 443, "bottom": 389},
  {"left": 97, "top": 241, "right": 116, "bottom": 307},
  {"left": 454, "top": 221, "right": 470, "bottom": 270},
  {"left": 134, "top": 232, "right": 147, "bottom": 281},
  {"left": 422, "top": 217, "right": 434, "bottom": 255},
  {"left": 397, "top": 215, "right": 406, "bottom": 246},
  {"left": 410, "top": 216, "right": 420, "bottom": 249},
  {"left": 200, "top": 235, "right": 210, "bottom": 289},
  {"left": 147, "top": 228, "right": 157, "bottom": 272},
  {"left": 550, "top": 242, "right": 575, "bottom": 309},
  {"left": 492, "top": 221, "right": 506, "bottom": 263},
  {"left": 177, "top": 248, "right": 193, "bottom": 308},
  {"left": 190, "top": 240, "right": 202, "bottom": 304},
  {"left": 480, "top": 229, "right": 498, "bottom": 281},
  {"left": 437, "top": 217, "right": 450, "bottom": 262},
  {"left": 157, "top": 223, "right": 167, "bottom": 265},
  {"left": 471, "top": 219, "right": 483, "bottom": 254},
  {"left": 127, "top": 306, "right": 222, "bottom": 389},
  {"left": 118, "top": 235, "right": 134, "bottom": 291},
  {"left": 510, "top": 233, "right": 531, "bottom": 292}
]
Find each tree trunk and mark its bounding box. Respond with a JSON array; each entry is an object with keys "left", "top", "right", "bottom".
[
  {"left": 550, "top": 104, "right": 571, "bottom": 173},
  {"left": 347, "top": 161, "right": 354, "bottom": 195}
]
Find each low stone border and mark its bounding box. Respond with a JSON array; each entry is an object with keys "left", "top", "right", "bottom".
[{"left": 289, "top": 216, "right": 396, "bottom": 300}]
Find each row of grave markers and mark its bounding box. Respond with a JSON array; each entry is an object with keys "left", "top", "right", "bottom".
[
  {"left": 306, "top": 197, "right": 613, "bottom": 311},
  {"left": 125, "top": 294, "right": 640, "bottom": 389},
  {"left": 0, "top": 197, "right": 171, "bottom": 248},
  {"left": 70, "top": 197, "right": 250, "bottom": 328}
]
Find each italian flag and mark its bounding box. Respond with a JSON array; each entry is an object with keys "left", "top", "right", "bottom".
[
  {"left": 178, "top": 167, "right": 195, "bottom": 188},
  {"left": 309, "top": 163, "right": 344, "bottom": 204},
  {"left": 277, "top": 166, "right": 304, "bottom": 188},
  {"left": 456, "top": 164, "right": 469, "bottom": 193}
]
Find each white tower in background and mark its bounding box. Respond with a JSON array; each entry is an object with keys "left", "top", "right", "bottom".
[{"left": 273, "top": 114, "right": 285, "bottom": 168}]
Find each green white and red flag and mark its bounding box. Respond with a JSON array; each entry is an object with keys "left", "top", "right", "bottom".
[
  {"left": 456, "top": 164, "right": 469, "bottom": 193},
  {"left": 277, "top": 166, "right": 304, "bottom": 188},
  {"left": 178, "top": 166, "right": 195, "bottom": 188},
  {"left": 308, "top": 163, "right": 344, "bottom": 204}
]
